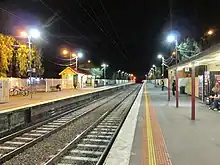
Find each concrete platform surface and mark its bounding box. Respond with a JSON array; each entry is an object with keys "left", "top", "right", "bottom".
[
  {"left": 0, "top": 84, "right": 127, "bottom": 112},
  {"left": 104, "top": 83, "right": 220, "bottom": 165}
]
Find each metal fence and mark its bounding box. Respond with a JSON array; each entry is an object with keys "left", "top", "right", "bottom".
[
  {"left": 1, "top": 78, "right": 131, "bottom": 92},
  {"left": 2, "top": 78, "right": 74, "bottom": 92}
]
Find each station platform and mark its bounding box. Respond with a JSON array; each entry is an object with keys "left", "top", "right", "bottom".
[
  {"left": 0, "top": 85, "right": 124, "bottom": 112},
  {"left": 104, "top": 83, "right": 220, "bottom": 165}
]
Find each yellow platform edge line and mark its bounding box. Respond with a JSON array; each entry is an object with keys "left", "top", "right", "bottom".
[{"left": 145, "top": 86, "right": 157, "bottom": 165}]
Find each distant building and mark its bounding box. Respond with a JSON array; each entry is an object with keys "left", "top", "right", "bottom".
[{"left": 59, "top": 67, "right": 94, "bottom": 88}]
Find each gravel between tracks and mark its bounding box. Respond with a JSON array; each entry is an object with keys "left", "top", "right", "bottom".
[{"left": 3, "top": 87, "right": 136, "bottom": 165}]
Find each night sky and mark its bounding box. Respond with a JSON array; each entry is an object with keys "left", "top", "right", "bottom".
[{"left": 1, "top": 0, "right": 220, "bottom": 79}]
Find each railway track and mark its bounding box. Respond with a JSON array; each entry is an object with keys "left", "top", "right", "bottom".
[
  {"left": 44, "top": 85, "right": 141, "bottom": 165},
  {"left": 0, "top": 86, "right": 135, "bottom": 164}
]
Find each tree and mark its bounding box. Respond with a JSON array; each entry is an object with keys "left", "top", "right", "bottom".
[
  {"left": 90, "top": 68, "right": 103, "bottom": 78},
  {"left": 0, "top": 33, "right": 43, "bottom": 77},
  {"left": 0, "top": 34, "right": 15, "bottom": 77},
  {"left": 32, "top": 46, "right": 44, "bottom": 77},
  {"left": 178, "top": 37, "right": 201, "bottom": 61},
  {"left": 16, "top": 44, "right": 29, "bottom": 76},
  {"left": 155, "top": 67, "right": 161, "bottom": 79}
]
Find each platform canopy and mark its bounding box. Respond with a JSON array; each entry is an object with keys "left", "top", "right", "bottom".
[{"left": 169, "top": 43, "right": 220, "bottom": 71}]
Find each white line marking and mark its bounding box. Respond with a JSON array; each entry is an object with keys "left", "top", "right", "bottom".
[
  {"left": 77, "top": 144, "right": 106, "bottom": 148},
  {"left": 70, "top": 149, "right": 102, "bottom": 155},
  {"left": 63, "top": 156, "right": 98, "bottom": 162},
  {"left": 4, "top": 141, "right": 25, "bottom": 145},
  {"left": 0, "top": 146, "right": 16, "bottom": 150},
  {"left": 83, "top": 138, "right": 109, "bottom": 143}
]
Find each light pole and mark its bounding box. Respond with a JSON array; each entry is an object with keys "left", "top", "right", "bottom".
[
  {"left": 101, "top": 63, "right": 108, "bottom": 79},
  {"left": 152, "top": 64, "right": 156, "bottom": 87},
  {"left": 157, "top": 54, "right": 165, "bottom": 78},
  {"left": 73, "top": 52, "right": 83, "bottom": 71},
  {"left": 117, "top": 70, "right": 121, "bottom": 82},
  {"left": 167, "top": 34, "right": 179, "bottom": 107},
  {"left": 76, "top": 52, "right": 83, "bottom": 71},
  {"left": 20, "top": 28, "right": 41, "bottom": 99},
  {"left": 121, "top": 71, "right": 124, "bottom": 83}
]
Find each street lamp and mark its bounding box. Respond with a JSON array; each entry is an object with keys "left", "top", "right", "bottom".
[
  {"left": 167, "top": 34, "right": 179, "bottom": 107},
  {"left": 29, "top": 29, "right": 41, "bottom": 38},
  {"left": 167, "top": 35, "right": 176, "bottom": 43},
  {"left": 20, "top": 28, "right": 41, "bottom": 99},
  {"left": 157, "top": 54, "right": 162, "bottom": 59},
  {"left": 207, "top": 29, "right": 214, "bottom": 36},
  {"left": 62, "top": 49, "right": 69, "bottom": 55},
  {"left": 61, "top": 49, "right": 72, "bottom": 65}
]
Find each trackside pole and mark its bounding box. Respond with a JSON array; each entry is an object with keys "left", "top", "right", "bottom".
[
  {"left": 191, "top": 62, "right": 196, "bottom": 120},
  {"left": 168, "top": 74, "right": 170, "bottom": 101}
]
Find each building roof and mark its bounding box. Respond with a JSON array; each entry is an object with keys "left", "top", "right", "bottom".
[{"left": 59, "top": 67, "right": 92, "bottom": 75}]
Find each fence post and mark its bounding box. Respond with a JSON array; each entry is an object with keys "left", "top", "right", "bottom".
[{"left": 45, "top": 79, "right": 48, "bottom": 92}]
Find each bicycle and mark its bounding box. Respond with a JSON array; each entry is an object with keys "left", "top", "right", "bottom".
[{"left": 9, "top": 86, "right": 29, "bottom": 96}]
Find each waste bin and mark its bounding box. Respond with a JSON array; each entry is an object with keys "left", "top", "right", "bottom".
[{"left": 180, "top": 86, "right": 185, "bottom": 94}]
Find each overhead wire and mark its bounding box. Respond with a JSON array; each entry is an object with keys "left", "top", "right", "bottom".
[
  {"left": 0, "top": 7, "right": 80, "bottom": 66},
  {"left": 38, "top": 0, "right": 116, "bottom": 58},
  {"left": 47, "top": 60, "right": 76, "bottom": 67},
  {"left": 39, "top": 0, "right": 105, "bottom": 50},
  {"left": 164, "top": 56, "right": 172, "bottom": 63},
  {"left": 77, "top": 0, "right": 128, "bottom": 59},
  {"left": 43, "top": 12, "right": 60, "bottom": 28},
  {"left": 165, "top": 57, "right": 176, "bottom": 66},
  {"left": 0, "top": 7, "right": 20, "bottom": 19},
  {"left": 99, "top": 0, "right": 129, "bottom": 56},
  {"left": 0, "top": 7, "right": 78, "bottom": 48}
]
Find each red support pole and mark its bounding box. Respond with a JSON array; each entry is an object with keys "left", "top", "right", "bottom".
[
  {"left": 191, "top": 62, "right": 196, "bottom": 120},
  {"left": 175, "top": 40, "right": 179, "bottom": 108},
  {"left": 168, "top": 73, "right": 170, "bottom": 101},
  {"left": 176, "top": 70, "right": 179, "bottom": 108}
]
